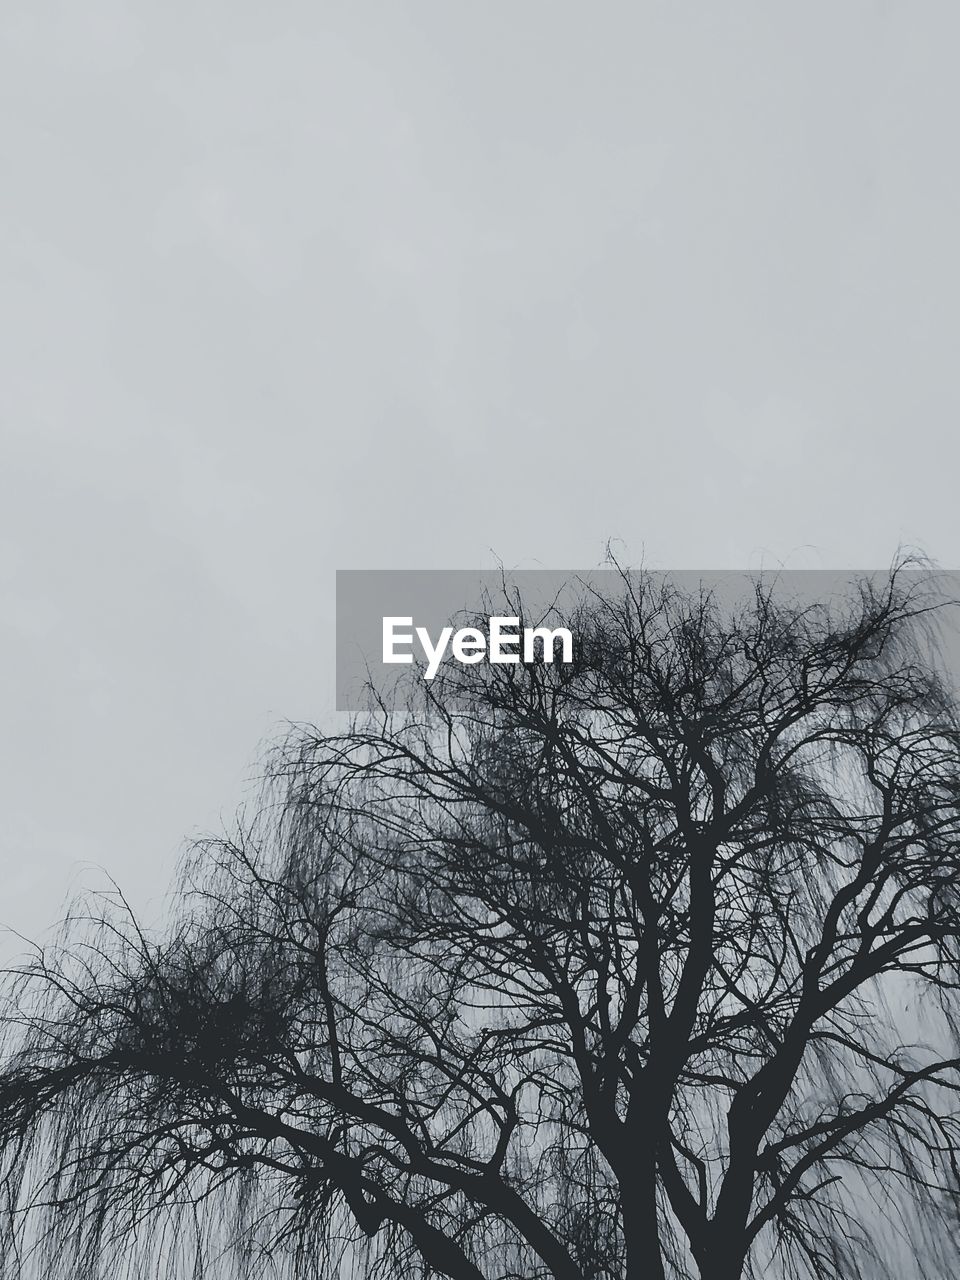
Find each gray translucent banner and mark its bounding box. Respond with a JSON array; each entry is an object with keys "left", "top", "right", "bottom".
[{"left": 335, "top": 569, "right": 960, "bottom": 711}]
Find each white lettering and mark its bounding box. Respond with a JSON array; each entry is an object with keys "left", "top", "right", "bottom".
[
  {"left": 523, "top": 626, "right": 573, "bottom": 664},
  {"left": 451, "top": 627, "right": 487, "bottom": 664},
  {"left": 380, "top": 617, "right": 575, "bottom": 677},
  {"left": 383, "top": 617, "right": 414, "bottom": 663},
  {"left": 489, "top": 616, "right": 521, "bottom": 663},
  {"left": 417, "top": 625, "right": 453, "bottom": 680}
]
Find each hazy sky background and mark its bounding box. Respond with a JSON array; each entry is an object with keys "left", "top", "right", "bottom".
[{"left": 2, "top": 2, "right": 960, "bottom": 948}]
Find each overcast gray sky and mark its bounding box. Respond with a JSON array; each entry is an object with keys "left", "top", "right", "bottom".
[{"left": 2, "top": 2, "right": 960, "bottom": 948}]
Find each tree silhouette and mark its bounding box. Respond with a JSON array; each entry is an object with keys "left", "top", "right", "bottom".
[{"left": 2, "top": 566, "right": 960, "bottom": 1280}]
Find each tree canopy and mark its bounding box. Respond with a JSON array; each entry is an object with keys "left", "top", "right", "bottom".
[{"left": 2, "top": 567, "right": 960, "bottom": 1280}]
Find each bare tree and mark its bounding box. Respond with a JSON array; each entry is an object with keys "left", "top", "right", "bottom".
[{"left": 2, "top": 566, "right": 960, "bottom": 1280}]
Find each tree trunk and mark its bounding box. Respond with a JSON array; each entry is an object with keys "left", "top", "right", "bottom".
[
  {"left": 623, "top": 1158, "right": 666, "bottom": 1280},
  {"left": 696, "top": 1225, "right": 749, "bottom": 1280}
]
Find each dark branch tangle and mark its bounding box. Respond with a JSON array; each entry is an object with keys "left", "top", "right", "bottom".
[{"left": 2, "top": 563, "right": 960, "bottom": 1279}]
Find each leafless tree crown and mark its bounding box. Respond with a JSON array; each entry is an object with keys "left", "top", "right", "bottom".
[{"left": 2, "top": 567, "right": 960, "bottom": 1280}]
